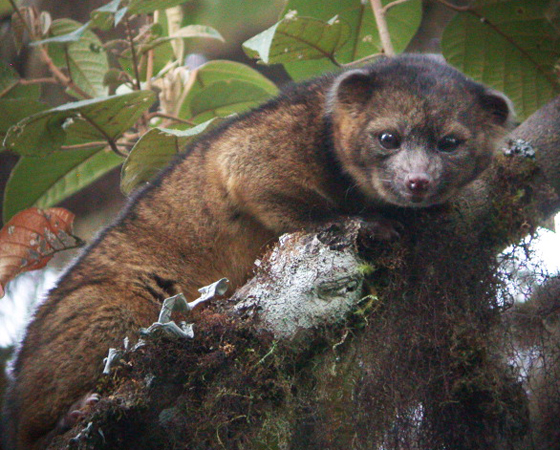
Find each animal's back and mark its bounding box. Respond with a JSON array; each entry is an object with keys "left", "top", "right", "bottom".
[{"left": 1, "top": 76, "right": 334, "bottom": 450}]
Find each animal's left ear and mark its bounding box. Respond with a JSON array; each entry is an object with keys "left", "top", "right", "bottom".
[
  {"left": 480, "top": 89, "right": 516, "bottom": 129},
  {"left": 327, "top": 68, "right": 375, "bottom": 113}
]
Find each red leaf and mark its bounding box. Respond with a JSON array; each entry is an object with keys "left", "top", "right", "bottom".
[{"left": 0, "top": 207, "right": 83, "bottom": 298}]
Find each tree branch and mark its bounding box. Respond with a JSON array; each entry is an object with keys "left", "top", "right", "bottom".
[
  {"left": 145, "top": 15, "right": 155, "bottom": 92},
  {"left": 8, "top": 0, "right": 92, "bottom": 99},
  {"left": 48, "top": 93, "right": 560, "bottom": 449},
  {"left": 382, "top": 0, "right": 412, "bottom": 14},
  {"left": 38, "top": 46, "right": 92, "bottom": 99},
  {"left": 370, "top": 0, "right": 395, "bottom": 55},
  {"left": 18, "top": 77, "right": 58, "bottom": 85},
  {"left": 78, "top": 112, "right": 127, "bottom": 157},
  {"left": 343, "top": 53, "right": 382, "bottom": 68},
  {"left": 125, "top": 16, "right": 142, "bottom": 91},
  {"left": 146, "top": 112, "right": 196, "bottom": 126},
  {"left": 60, "top": 141, "right": 108, "bottom": 151},
  {"left": 432, "top": 0, "right": 470, "bottom": 12}
]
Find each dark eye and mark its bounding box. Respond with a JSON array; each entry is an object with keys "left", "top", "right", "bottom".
[
  {"left": 378, "top": 132, "right": 401, "bottom": 150},
  {"left": 438, "top": 136, "right": 464, "bottom": 153}
]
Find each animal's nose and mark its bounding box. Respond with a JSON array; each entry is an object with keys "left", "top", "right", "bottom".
[{"left": 405, "top": 173, "right": 431, "bottom": 194}]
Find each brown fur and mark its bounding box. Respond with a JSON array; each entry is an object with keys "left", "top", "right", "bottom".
[{"left": 2, "top": 54, "right": 513, "bottom": 449}]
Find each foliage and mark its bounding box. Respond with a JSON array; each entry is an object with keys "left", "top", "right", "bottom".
[
  {"left": 271, "top": 0, "right": 422, "bottom": 80},
  {"left": 0, "top": 0, "right": 558, "bottom": 228},
  {"left": 0, "top": 207, "right": 81, "bottom": 297},
  {"left": 442, "top": 0, "right": 559, "bottom": 120}
]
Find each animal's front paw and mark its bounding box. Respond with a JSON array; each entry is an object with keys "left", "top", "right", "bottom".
[
  {"left": 315, "top": 216, "right": 402, "bottom": 252},
  {"left": 357, "top": 217, "right": 403, "bottom": 242},
  {"left": 58, "top": 393, "right": 100, "bottom": 431}
]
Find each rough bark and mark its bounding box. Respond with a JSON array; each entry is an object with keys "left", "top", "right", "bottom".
[{"left": 48, "top": 97, "right": 560, "bottom": 450}]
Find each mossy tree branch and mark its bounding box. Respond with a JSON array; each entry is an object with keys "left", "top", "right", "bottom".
[{"left": 50, "top": 96, "right": 560, "bottom": 450}]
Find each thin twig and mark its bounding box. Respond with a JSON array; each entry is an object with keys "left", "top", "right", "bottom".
[
  {"left": 383, "top": 0, "right": 413, "bottom": 14},
  {"left": 146, "top": 112, "right": 196, "bottom": 126},
  {"left": 39, "top": 48, "right": 92, "bottom": 99},
  {"left": 369, "top": 0, "right": 395, "bottom": 56},
  {"left": 133, "top": 23, "right": 153, "bottom": 44},
  {"left": 103, "top": 39, "right": 129, "bottom": 49},
  {"left": 123, "top": 131, "right": 142, "bottom": 141},
  {"left": 0, "top": 84, "right": 14, "bottom": 98},
  {"left": 117, "top": 142, "right": 135, "bottom": 149},
  {"left": 432, "top": 0, "right": 470, "bottom": 12},
  {"left": 125, "top": 16, "right": 142, "bottom": 91},
  {"left": 60, "top": 141, "right": 108, "bottom": 151},
  {"left": 145, "top": 49, "right": 154, "bottom": 90},
  {"left": 79, "top": 112, "right": 127, "bottom": 157},
  {"left": 18, "top": 77, "right": 58, "bottom": 85},
  {"left": 343, "top": 53, "right": 382, "bottom": 68},
  {"left": 63, "top": 46, "right": 74, "bottom": 87},
  {"left": 9, "top": 0, "right": 91, "bottom": 98},
  {"left": 124, "top": 16, "right": 150, "bottom": 132},
  {"left": 145, "top": 16, "right": 155, "bottom": 91}
]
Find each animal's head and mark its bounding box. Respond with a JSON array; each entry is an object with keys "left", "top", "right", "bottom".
[{"left": 327, "top": 54, "right": 514, "bottom": 207}]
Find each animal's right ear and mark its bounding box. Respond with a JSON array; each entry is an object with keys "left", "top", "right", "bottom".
[
  {"left": 327, "top": 69, "right": 374, "bottom": 113},
  {"left": 480, "top": 89, "right": 516, "bottom": 130}
]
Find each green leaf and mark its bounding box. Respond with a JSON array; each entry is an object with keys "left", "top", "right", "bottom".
[
  {"left": 45, "top": 19, "right": 109, "bottom": 98},
  {"left": 118, "top": 22, "right": 175, "bottom": 82},
  {"left": 178, "top": 60, "right": 278, "bottom": 123},
  {"left": 143, "top": 24, "right": 224, "bottom": 52},
  {"left": 33, "top": 21, "right": 90, "bottom": 45},
  {"left": 90, "top": 0, "right": 127, "bottom": 31},
  {"left": 442, "top": 0, "right": 560, "bottom": 120},
  {"left": 186, "top": 60, "right": 278, "bottom": 92},
  {"left": 0, "top": 83, "right": 41, "bottom": 100},
  {"left": 3, "top": 147, "right": 122, "bottom": 223},
  {"left": 0, "top": 63, "right": 41, "bottom": 100},
  {"left": 4, "top": 91, "right": 156, "bottom": 157},
  {"left": 127, "top": 0, "right": 191, "bottom": 15},
  {"left": 172, "top": 24, "right": 224, "bottom": 41},
  {"left": 121, "top": 119, "right": 221, "bottom": 194},
  {"left": 39, "top": 11, "right": 53, "bottom": 36},
  {"left": 243, "top": 15, "right": 350, "bottom": 66},
  {"left": 0, "top": 62, "right": 19, "bottom": 97},
  {"left": 188, "top": 80, "right": 273, "bottom": 120},
  {"left": 0, "top": 99, "right": 48, "bottom": 143},
  {"left": 278, "top": 0, "right": 422, "bottom": 80}
]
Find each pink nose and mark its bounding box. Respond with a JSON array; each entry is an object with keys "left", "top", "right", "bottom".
[{"left": 405, "top": 173, "right": 431, "bottom": 194}]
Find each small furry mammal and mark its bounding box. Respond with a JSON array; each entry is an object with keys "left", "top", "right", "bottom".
[{"left": 2, "top": 54, "right": 513, "bottom": 449}]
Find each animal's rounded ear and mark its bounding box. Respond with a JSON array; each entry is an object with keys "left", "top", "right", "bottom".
[
  {"left": 327, "top": 69, "right": 375, "bottom": 113},
  {"left": 480, "top": 90, "right": 516, "bottom": 129}
]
